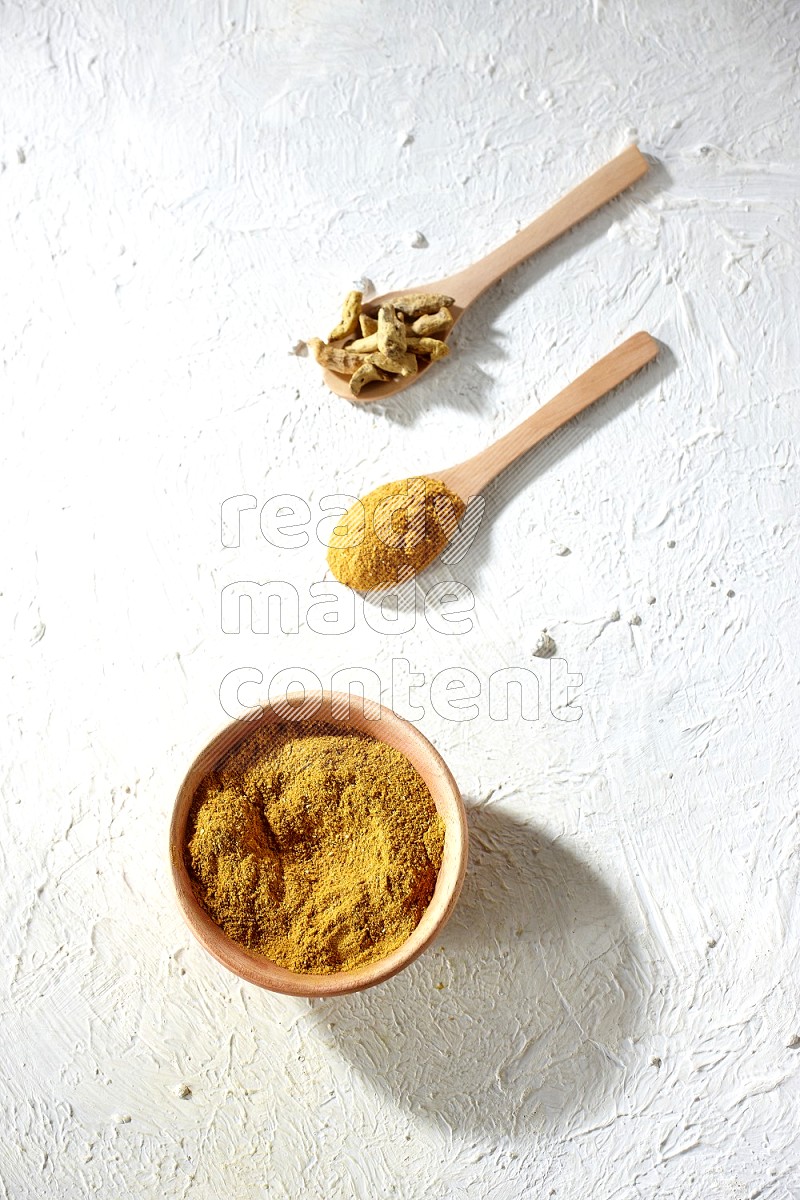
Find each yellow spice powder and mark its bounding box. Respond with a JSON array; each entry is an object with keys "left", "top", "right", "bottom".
[
  {"left": 186, "top": 721, "right": 445, "bottom": 974},
  {"left": 327, "top": 475, "right": 466, "bottom": 591}
]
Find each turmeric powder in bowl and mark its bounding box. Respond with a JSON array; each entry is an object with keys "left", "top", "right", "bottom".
[
  {"left": 185, "top": 720, "right": 446, "bottom": 975},
  {"left": 327, "top": 475, "right": 465, "bottom": 591}
]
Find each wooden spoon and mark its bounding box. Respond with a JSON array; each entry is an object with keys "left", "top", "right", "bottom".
[
  {"left": 327, "top": 334, "right": 658, "bottom": 591},
  {"left": 322, "top": 144, "right": 649, "bottom": 403}
]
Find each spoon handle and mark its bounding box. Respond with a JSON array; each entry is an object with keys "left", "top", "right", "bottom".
[
  {"left": 441, "top": 145, "right": 649, "bottom": 307},
  {"left": 436, "top": 332, "right": 659, "bottom": 500}
]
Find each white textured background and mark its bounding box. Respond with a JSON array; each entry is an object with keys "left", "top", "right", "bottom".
[{"left": 2, "top": 1, "right": 799, "bottom": 1196}]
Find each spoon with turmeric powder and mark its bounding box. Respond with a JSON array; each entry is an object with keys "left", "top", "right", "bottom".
[
  {"left": 327, "top": 332, "right": 658, "bottom": 590},
  {"left": 315, "top": 144, "right": 649, "bottom": 402}
]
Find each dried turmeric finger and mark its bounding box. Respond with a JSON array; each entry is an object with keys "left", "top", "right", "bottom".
[
  {"left": 371, "top": 351, "right": 418, "bottom": 377},
  {"left": 350, "top": 361, "right": 389, "bottom": 397},
  {"left": 406, "top": 337, "right": 451, "bottom": 361},
  {"left": 347, "top": 333, "right": 379, "bottom": 353},
  {"left": 359, "top": 313, "right": 378, "bottom": 337},
  {"left": 411, "top": 307, "right": 453, "bottom": 337},
  {"left": 377, "top": 304, "right": 407, "bottom": 358},
  {"left": 308, "top": 338, "right": 369, "bottom": 376},
  {"left": 328, "top": 291, "right": 363, "bottom": 342},
  {"left": 393, "top": 293, "right": 455, "bottom": 318}
]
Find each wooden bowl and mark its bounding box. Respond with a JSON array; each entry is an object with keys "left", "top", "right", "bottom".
[{"left": 169, "top": 691, "right": 468, "bottom": 997}]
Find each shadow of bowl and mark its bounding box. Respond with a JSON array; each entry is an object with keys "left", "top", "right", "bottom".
[{"left": 312, "top": 802, "right": 654, "bottom": 1139}]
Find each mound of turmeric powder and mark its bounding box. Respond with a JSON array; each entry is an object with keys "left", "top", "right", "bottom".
[
  {"left": 327, "top": 475, "right": 465, "bottom": 591},
  {"left": 186, "top": 721, "right": 445, "bottom": 974}
]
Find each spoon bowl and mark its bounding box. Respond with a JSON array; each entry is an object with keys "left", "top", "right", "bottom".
[
  {"left": 322, "top": 298, "right": 466, "bottom": 401},
  {"left": 322, "top": 144, "right": 649, "bottom": 403}
]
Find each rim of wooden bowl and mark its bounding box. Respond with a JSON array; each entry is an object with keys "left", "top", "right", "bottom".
[{"left": 169, "top": 690, "right": 468, "bottom": 997}]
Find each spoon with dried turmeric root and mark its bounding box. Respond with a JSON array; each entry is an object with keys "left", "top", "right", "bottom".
[{"left": 309, "top": 144, "right": 649, "bottom": 403}]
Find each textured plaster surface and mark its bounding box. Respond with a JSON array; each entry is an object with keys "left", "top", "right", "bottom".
[{"left": 2, "top": 0, "right": 799, "bottom": 1196}]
